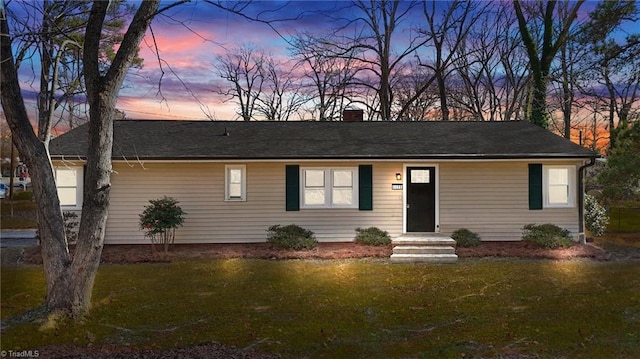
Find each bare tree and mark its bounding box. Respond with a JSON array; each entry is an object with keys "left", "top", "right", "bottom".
[
  {"left": 393, "top": 61, "right": 439, "bottom": 121},
  {"left": 1, "top": 0, "right": 163, "bottom": 317},
  {"left": 290, "top": 33, "right": 358, "bottom": 121},
  {"left": 5, "top": 1, "right": 138, "bottom": 139},
  {"left": 342, "top": 0, "right": 429, "bottom": 121},
  {"left": 254, "top": 57, "right": 307, "bottom": 121},
  {"left": 418, "top": 0, "right": 490, "bottom": 121},
  {"left": 513, "top": 0, "right": 584, "bottom": 128},
  {"left": 578, "top": 0, "right": 640, "bottom": 148},
  {"left": 214, "top": 44, "right": 266, "bottom": 121},
  {"left": 542, "top": 0, "right": 592, "bottom": 139}
]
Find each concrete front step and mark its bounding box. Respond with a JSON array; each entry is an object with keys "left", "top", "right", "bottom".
[
  {"left": 392, "top": 245, "right": 456, "bottom": 255},
  {"left": 392, "top": 237, "right": 456, "bottom": 246},
  {"left": 390, "top": 253, "right": 458, "bottom": 263}
]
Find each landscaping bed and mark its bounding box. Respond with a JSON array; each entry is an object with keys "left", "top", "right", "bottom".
[{"left": 13, "top": 240, "right": 624, "bottom": 265}]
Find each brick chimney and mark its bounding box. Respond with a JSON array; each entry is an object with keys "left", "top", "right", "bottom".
[{"left": 342, "top": 109, "right": 363, "bottom": 122}]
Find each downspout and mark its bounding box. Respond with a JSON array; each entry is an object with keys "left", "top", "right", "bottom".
[{"left": 578, "top": 156, "right": 597, "bottom": 244}]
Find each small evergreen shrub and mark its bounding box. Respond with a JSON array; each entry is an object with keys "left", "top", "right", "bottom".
[
  {"left": 522, "top": 223, "right": 574, "bottom": 249},
  {"left": 451, "top": 228, "right": 481, "bottom": 247},
  {"left": 139, "top": 196, "right": 186, "bottom": 252},
  {"left": 584, "top": 194, "right": 609, "bottom": 237},
  {"left": 267, "top": 224, "right": 318, "bottom": 250},
  {"left": 354, "top": 227, "right": 391, "bottom": 246}
]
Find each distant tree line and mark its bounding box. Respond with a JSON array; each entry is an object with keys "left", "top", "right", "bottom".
[{"left": 214, "top": 1, "right": 638, "bottom": 154}]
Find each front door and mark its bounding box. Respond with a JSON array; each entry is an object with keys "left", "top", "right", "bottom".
[{"left": 406, "top": 167, "right": 436, "bottom": 232}]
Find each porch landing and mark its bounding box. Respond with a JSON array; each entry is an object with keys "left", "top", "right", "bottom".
[{"left": 390, "top": 233, "right": 458, "bottom": 263}]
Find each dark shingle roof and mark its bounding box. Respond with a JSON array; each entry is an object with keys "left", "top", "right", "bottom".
[{"left": 49, "top": 120, "right": 596, "bottom": 160}]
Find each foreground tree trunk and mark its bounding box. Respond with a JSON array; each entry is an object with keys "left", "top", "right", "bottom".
[
  {"left": 1, "top": 0, "right": 160, "bottom": 317},
  {"left": 1, "top": 12, "right": 71, "bottom": 301}
]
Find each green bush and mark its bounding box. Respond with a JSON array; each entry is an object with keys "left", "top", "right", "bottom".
[
  {"left": 354, "top": 227, "right": 391, "bottom": 246},
  {"left": 522, "top": 223, "right": 575, "bottom": 249},
  {"left": 267, "top": 224, "right": 318, "bottom": 250},
  {"left": 139, "top": 196, "right": 186, "bottom": 252},
  {"left": 451, "top": 228, "right": 481, "bottom": 247}
]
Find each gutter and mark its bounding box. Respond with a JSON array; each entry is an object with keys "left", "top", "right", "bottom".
[{"left": 578, "top": 156, "right": 597, "bottom": 244}]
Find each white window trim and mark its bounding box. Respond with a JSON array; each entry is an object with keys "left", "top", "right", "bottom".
[
  {"left": 300, "top": 167, "right": 358, "bottom": 209},
  {"left": 55, "top": 166, "right": 84, "bottom": 210},
  {"left": 543, "top": 165, "right": 576, "bottom": 208},
  {"left": 225, "top": 164, "right": 246, "bottom": 201}
]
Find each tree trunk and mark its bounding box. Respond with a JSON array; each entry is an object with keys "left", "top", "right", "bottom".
[
  {"left": 1, "top": 6, "right": 72, "bottom": 304},
  {"left": 530, "top": 73, "right": 549, "bottom": 128},
  {"left": 2, "top": 0, "right": 160, "bottom": 318}
]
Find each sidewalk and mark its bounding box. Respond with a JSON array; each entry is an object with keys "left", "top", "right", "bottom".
[{"left": 0, "top": 229, "right": 38, "bottom": 247}]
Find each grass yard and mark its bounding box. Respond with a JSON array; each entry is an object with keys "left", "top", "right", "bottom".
[
  {"left": 0, "top": 197, "right": 37, "bottom": 229},
  {"left": 2, "top": 259, "right": 640, "bottom": 358}
]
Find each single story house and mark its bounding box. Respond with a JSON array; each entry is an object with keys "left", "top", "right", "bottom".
[{"left": 49, "top": 120, "right": 597, "bottom": 246}]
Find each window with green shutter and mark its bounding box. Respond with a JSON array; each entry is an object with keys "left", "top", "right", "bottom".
[
  {"left": 359, "top": 165, "right": 373, "bottom": 210},
  {"left": 528, "top": 164, "right": 543, "bottom": 210},
  {"left": 285, "top": 165, "right": 299, "bottom": 211}
]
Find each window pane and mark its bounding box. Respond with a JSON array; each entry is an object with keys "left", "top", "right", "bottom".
[
  {"left": 305, "top": 170, "right": 325, "bottom": 187},
  {"left": 229, "top": 169, "right": 242, "bottom": 184},
  {"left": 332, "top": 188, "right": 353, "bottom": 205},
  {"left": 548, "top": 168, "right": 568, "bottom": 185},
  {"left": 410, "top": 170, "right": 430, "bottom": 183},
  {"left": 56, "top": 168, "right": 77, "bottom": 187},
  {"left": 333, "top": 170, "right": 352, "bottom": 187},
  {"left": 229, "top": 183, "right": 242, "bottom": 198},
  {"left": 58, "top": 188, "right": 77, "bottom": 206},
  {"left": 304, "top": 188, "right": 325, "bottom": 205},
  {"left": 548, "top": 185, "right": 569, "bottom": 204}
]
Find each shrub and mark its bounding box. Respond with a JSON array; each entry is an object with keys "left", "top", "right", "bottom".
[
  {"left": 584, "top": 194, "right": 609, "bottom": 237},
  {"left": 267, "top": 224, "right": 317, "bottom": 250},
  {"left": 522, "top": 223, "right": 574, "bottom": 249},
  {"left": 63, "top": 211, "right": 79, "bottom": 243},
  {"left": 354, "top": 227, "right": 391, "bottom": 246},
  {"left": 451, "top": 228, "right": 481, "bottom": 247},
  {"left": 139, "top": 196, "right": 186, "bottom": 252}
]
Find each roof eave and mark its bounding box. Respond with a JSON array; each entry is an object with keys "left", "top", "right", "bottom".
[{"left": 51, "top": 153, "right": 598, "bottom": 161}]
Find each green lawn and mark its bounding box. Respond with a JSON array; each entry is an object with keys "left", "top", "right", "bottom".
[
  {"left": 2, "top": 259, "right": 639, "bottom": 358},
  {"left": 0, "top": 198, "right": 37, "bottom": 229}
]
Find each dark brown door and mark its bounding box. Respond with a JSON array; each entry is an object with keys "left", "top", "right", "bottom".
[{"left": 406, "top": 167, "right": 436, "bottom": 232}]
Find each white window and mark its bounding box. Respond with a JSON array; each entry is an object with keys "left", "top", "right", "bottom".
[
  {"left": 543, "top": 165, "right": 575, "bottom": 208},
  {"left": 55, "top": 166, "right": 83, "bottom": 209},
  {"left": 225, "top": 165, "right": 246, "bottom": 201},
  {"left": 301, "top": 168, "right": 358, "bottom": 208}
]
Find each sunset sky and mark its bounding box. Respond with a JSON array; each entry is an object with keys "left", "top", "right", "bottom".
[
  {"left": 8, "top": 1, "right": 628, "bottom": 124},
  {"left": 117, "top": 0, "right": 431, "bottom": 121}
]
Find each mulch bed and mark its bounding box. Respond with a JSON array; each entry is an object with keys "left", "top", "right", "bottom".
[{"left": 16, "top": 240, "right": 620, "bottom": 265}]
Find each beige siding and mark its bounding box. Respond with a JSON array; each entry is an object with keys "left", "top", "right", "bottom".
[
  {"left": 105, "top": 162, "right": 404, "bottom": 244},
  {"left": 55, "top": 159, "right": 584, "bottom": 244},
  {"left": 438, "top": 161, "right": 582, "bottom": 241}
]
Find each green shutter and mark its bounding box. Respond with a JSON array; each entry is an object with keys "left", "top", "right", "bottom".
[
  {"left": 359, "top": 165, "right": 373, "bottom": 211},
  {"left": 528, "top": 164, "right": 543, "bottom": 210},
  {"left": 285, "top": 165, "right": 300, "bottom": 211}
]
